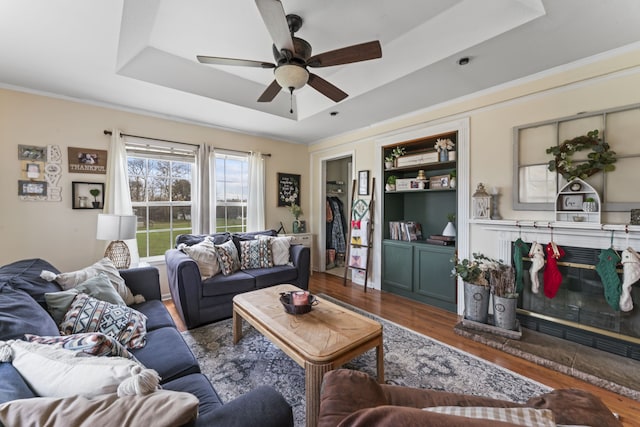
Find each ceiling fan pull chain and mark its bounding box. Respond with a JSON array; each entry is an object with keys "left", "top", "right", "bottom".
[{"left": 289, "top": 87, "right": 294, "bottom": 114}]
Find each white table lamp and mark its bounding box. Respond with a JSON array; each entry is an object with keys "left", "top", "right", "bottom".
[{"left": 96, "top": 214, "right": 137, "bottom": 269}]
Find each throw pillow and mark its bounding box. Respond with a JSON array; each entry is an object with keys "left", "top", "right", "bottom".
[
  {"left": 40, "top": 257, "right": 144, "bottom": 306},
  {"left": 59, "top": 293, "right": 147, "bottom": 349},
  {"left": 178, "top": 236, "right": 221, "bottom": 279},
  {"left": 422, "top": 406, "right": 556, "bottom": 427},
  {"left": 258, "top": 235, "right": 292, "bottom": 265},
  {"left": 0, "top": 340, "right": 159, "bottom": 398},
  {"left": 44, "top": 273, "right": 127, "bottom": 324},
  {"left": 240, "top": 239, "right": 273, "bottom": 269},
  {"left": 215, "top": 239, "right": 240, "bottom": 276},
  {"left": 0, "top": 390, "right": 198, "bottom": 427},
  {"left": 24, "top": 332, "right": 134, "bottom": 359}
]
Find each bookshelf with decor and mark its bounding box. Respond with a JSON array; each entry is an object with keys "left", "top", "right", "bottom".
[{"left": 382, "top": 131, "right": 458, "bottom": 312}]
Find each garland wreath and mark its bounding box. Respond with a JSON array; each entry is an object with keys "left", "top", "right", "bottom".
[{"left": 546, "top": 129, "right": 616, "bottom": 180}]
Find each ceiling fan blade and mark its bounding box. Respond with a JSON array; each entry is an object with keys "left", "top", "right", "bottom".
[
  {"left": 255, "top": 0, "right": 294, "bottom": 53},
  {"left": 197, "top": 56, "right": 275, "bottom": 68},
  {"left": 307, "top": 73, "right": 348, "bottom": 102},
  {"left": 306, "top": 41, "right": 382, "bottom": 68},
  {"left": 257, "top": 80, "right": 282, "bottom": 102}
]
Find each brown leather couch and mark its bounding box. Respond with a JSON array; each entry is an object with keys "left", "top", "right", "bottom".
[{"left": 318, "top": 369, "right": 622, "bottom": 427}]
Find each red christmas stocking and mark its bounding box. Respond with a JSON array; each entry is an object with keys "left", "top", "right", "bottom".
[{"left": 544, "top": 242, "right": 565, "bottom": 298}]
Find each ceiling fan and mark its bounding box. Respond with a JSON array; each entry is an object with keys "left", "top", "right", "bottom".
[{"left": 197, "top": 0, "right": 382, "bottom": 111}]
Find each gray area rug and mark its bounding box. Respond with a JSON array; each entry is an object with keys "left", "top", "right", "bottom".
[{"left": 182, "top": 296, "right": 550, "bottom": 426}]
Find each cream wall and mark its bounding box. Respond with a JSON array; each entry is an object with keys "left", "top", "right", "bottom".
[
  {"left": 309, "top": 47, "right": 640, "bottom": 290},
  {"left": 0, "top": 88, "right": 309, "bottom": 295}
]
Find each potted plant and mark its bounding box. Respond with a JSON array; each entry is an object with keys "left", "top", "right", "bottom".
[
  {"left": 89, "top": 188, "right": 101, "bottom": 208},
  {"left": 452, "top": 253, "right": 491, "bottom": 323},
  {"left": 288, "top": 203, "right": 305, "bottom": 233},
  {"left": 442, "top": 212, "right": 456, "bottom": 237},
  {"left": 449, "top": 169, "right": 457, "bottom": 189},
  {"left": 385, "top": 146, "right": 405, "bottom": 168},
  {"left": 385, "top": 175, "right": 397, "bottom": 192},
  {"left": 582, "top": 197, "right": 597, "bottom": 212},
  {"left": 384, "top": 154, "right": 395, "bottom": 169}
]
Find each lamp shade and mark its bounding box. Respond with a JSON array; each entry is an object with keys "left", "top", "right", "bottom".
[{"left": 96, "top": 214, "right": 137, "bottom": 241}]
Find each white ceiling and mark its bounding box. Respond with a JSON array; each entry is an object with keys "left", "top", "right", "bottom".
[{"left": 1, "top": 0, "right": 640, "bottom": 144}]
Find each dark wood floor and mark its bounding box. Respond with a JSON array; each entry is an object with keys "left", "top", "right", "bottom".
[{"left": 165, "top": 273, "right": 640, "bottom": 426}]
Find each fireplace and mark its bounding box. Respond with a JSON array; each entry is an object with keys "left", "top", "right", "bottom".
[
  {"left": 518, "top": 243, "right": 640, "bottom": 360},
  {"left": 481, "top": 222, "right": 640, "bottom": 361}
]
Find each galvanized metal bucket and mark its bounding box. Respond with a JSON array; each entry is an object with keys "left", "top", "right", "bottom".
[
  {"left": 463, "top": 281, "right": 490, "bottom": 324},
  {"left": 493, "top": 295, "right": 518, "bottom": 330}
]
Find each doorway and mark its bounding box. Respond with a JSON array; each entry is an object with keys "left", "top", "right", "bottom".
[{"left": 324, "top": 156, "right": 352, "bottom": 277}]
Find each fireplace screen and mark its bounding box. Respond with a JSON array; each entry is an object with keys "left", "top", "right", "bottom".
[{"left": 518, "top": 244, "right": 640, "bottom": 342}]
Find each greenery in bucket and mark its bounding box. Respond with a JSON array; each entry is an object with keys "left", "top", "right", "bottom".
[{"left": 451, "top": 252, "right": 513, "bottom": 292}]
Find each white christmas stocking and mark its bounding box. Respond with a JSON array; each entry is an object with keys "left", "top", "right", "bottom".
[
  {"left": 529, "top": 241, "right": 545, "bottom": 294},
  {"left": 619, "top": 247, "right": 640, "bottom": 312}
]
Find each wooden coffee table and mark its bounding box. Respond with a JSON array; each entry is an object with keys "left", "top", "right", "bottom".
[{"left": 233, "top": 284, "right": 384, "bottom": 427}]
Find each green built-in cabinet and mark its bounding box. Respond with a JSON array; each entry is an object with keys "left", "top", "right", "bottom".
[{"left": 382, "top": 131, "right": 457, "bottom": 312}]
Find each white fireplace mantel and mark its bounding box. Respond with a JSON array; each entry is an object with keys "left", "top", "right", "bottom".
[{"left": 474, "top": 219, "right": 640, "bottom": 262}]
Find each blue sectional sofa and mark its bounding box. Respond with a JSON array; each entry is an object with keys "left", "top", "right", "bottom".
[
  {"left": 165, "top": 229, "right": 310, "bottom": 329},
  {"left": 0, "top": 258, "right": 293, "bottom": 427}
]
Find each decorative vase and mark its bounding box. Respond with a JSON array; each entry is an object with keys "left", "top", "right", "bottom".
[
  {"left": 442, "top": 221, "right": 456, "bottom": 237},
  {"left": 293, "top": 220, "right": 306, "bottom": 233},
  {"left": 439, "top": 150, "right": 449, "bottom": 162},
  {"left": 582, "top": 201, "right": 597, "bottom": 212},
  {"left": 449, "top": 177, "right": 457, "bottom": 189},
  {"left": 492, "top": 295, "right": 518, "bottom": 330},
  {"left": 463, "top": 282, "right": 490, "bottom": 324},
  {"left": 385, "top": 161, "right": 393, "bottom": 169},
  {"left": 385, "top": 184, "right": 395, "bottom": 192}
]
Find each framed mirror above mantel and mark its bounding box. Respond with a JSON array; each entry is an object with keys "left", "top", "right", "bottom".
[{"left": 513, "top": 102, "right": 640, "bottom": 217}]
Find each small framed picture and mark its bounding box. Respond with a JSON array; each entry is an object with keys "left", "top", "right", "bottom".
[
  {"left": 358, "top": 170, "right": 369, "bottom": 195},
  {"left": 277, "top": 173, "right": 301, "bottom": 207},
  {"left": 18, "top": 145, "right": 47, "bottom": 161},
  {"left": 18, "top": 180, "right": 47, "bottom": 196},
  {"left": 560, "top": 194, "right": 583, "bottom": 211},
  {"left": 68, "top": 147, "right": 108, "bottom": 174},
  {"left": 21, "top": 161, "right": 44, "bottom": 180}
]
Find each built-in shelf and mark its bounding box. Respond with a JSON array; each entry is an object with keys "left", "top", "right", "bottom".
[
  {"left": 385, "top": 160, "right": 456, "bottom": 173},
  {"left": 385, "top": 188, "right": 455, "bottom": 194}
]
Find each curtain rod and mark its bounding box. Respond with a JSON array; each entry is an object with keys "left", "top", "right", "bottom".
[{"left": 103, "top": 130, "right": 271, "bottom": 157}]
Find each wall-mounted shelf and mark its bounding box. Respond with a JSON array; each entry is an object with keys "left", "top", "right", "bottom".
[
  {"left": 554, "top": 179, "right": 601, "bottom": 224},
  {"left": 326, "top": 180, "right": 346, "bottom": 195}
]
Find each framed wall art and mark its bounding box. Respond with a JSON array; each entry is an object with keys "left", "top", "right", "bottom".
[
  {"left": 18, "top": 145, "right": 47, "bottom": 161},
  {"left": 72, "top": 181, "right": 104, "bottom": 209},
  {"left": 278, "top": 173, "right": 300, "bottom": 207},
  {"left": 68, "top": 147, "right": 108, "bottom": 174},
  {"left": 358, "top": 170, "right": 370, "bottom": 195},
  {"left": 18, "top": 180, "right": 47, "bottom": 196},
  {"left": 560, "top": 194, "right": 583, "bottom": 211}
]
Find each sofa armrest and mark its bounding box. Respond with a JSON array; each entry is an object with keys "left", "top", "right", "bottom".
[
  {"left": 290, "top": 245, "right": 310, "bottom": 290},
  {"left": 119, "top": 266, "right": 161, "bottom": 301},
  {"left": 165, "top": 249, "right": 203, "bottom": 329},
  {"left": 200, "top": 386, "right": 293, "bottom": 427}
]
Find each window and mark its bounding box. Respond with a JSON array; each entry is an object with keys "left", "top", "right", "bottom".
[
  {"left": 513, "top": 103, "right": 640, "bottom": 211},
  {"left": 215, "top": 152, "right": 248, "bottom": 233},
  {"left": 127, "top": 145, "right": 195, "bottom": 258}
]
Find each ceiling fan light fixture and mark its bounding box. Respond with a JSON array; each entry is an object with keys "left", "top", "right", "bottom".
[{"left": 274, "top": 64, "right": 309, "bottom": 90}]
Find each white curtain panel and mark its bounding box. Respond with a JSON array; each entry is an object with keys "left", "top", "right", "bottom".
[
  {"left": 104, "top": 129, "right": 140, "bottom": 266},
  {"left": 193, "top": 144, "right": 213, "bottom": 234},
  {"left": 247, "top": 152, "right": 266, "bottom": 231}
]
